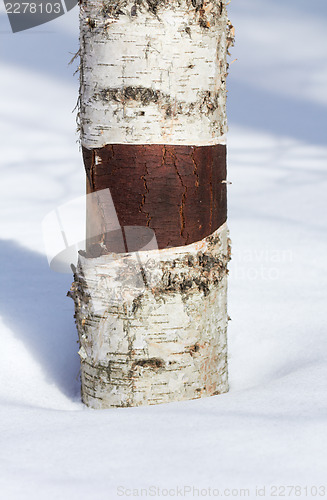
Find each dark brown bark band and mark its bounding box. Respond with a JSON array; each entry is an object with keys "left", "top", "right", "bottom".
[{"left": 83, "top": 144, "right": 227, "bottom": 251}]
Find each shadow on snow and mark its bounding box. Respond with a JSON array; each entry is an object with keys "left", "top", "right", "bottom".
[{"left": 0, "top": 239, "right": 80, "bottom": 400}]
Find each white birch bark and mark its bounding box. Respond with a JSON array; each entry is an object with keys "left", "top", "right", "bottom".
[
  {"left": 79, "top": 0, "right": 233, "bottom": 147},
  {"left": 70, "top": 223, "right": 230, "bottom": 408}
]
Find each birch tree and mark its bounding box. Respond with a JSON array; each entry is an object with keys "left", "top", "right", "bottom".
[{"left": 70, "top": 0, "right": 234, "bottom": 408}]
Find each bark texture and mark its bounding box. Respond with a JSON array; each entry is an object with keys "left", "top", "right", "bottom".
[
  {"left": 79, "top": 0, "right": 233, "bottom": 146},
  {"left": 83, "top": 143, "right": 227, "bottom": 250},
  {"left": 69, "top": 223, "right": 230, "bottom": 408},
  {"left": 72, "top": 0, "right": 233, "bottom": 408}
]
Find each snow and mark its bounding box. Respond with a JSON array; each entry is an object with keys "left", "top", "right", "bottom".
[{"left": 1, "top": 1, "right": 327, "bottom": 498}]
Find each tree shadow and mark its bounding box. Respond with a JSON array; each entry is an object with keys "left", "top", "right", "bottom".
[
  {"left": 270, "top": 0, "right": 327, "bottom": 18},
  {"left": 0, "top": 10, "right": 79, "bottom": 82},
  {"left": 0, "top": 239, "right": 80, "bottom": 399},
  {"left": 228, "top": 79, "right": 327, "bottom": 146}
]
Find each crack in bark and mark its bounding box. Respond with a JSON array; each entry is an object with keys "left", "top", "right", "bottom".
[
  {"left": 139, "top": 157, "right": 152, "bottom": 227},
  {"left": 209, "top": 166, "right": 213, "bottom": 233},
  {"left": 91, "top": 151, "right": 108, "bottom": 249},
  {"left": 170, "top": 149, "right": 188, "bottom": 244},
  {"left": 132, "top": 357, "right": 164, "bottom": 370},
  {"left": 191, "top": 147, "right": 200, "bottom": 188}
]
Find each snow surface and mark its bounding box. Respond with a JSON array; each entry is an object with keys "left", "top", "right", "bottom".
[{"left": 0, "top": 1, "right": 327, "bottom": 498}]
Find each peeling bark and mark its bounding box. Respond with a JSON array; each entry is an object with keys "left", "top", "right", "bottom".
[
  {"left": 69, "top": 223, "right": 230, "bottom": 408},
  {"left": 83, "top": 143, "right": 227, "bottom": 249}
]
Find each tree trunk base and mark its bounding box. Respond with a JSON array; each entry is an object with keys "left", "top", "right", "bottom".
[{"left": 69, "top": 223, "right": 230, "bottom": 409}]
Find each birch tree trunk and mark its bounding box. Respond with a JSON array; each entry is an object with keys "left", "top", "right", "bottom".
[{"left": 70, "top": 0, "right": 234, "bottom": 408}]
